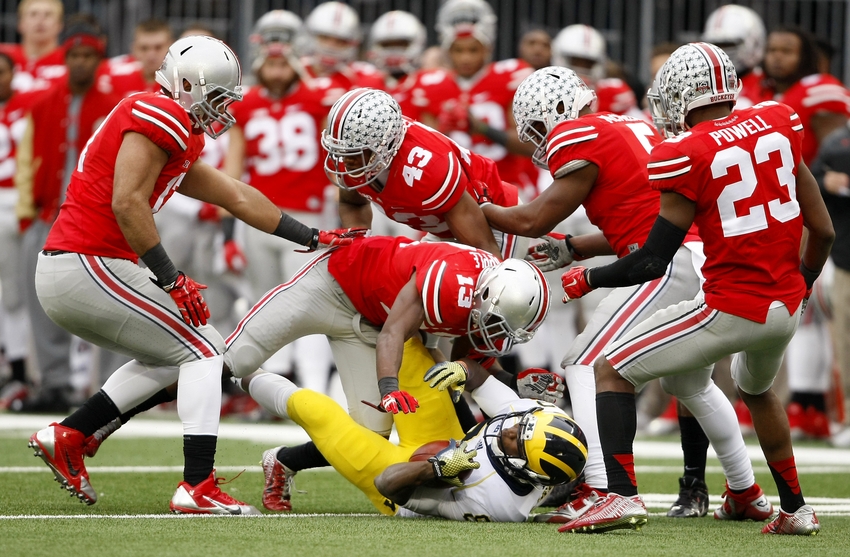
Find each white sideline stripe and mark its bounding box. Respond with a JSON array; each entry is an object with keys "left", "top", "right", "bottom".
[
  {"left": 0, "top": 513, "right": 380, "bottom": 520},
  {"left": 4, "top": 415, "right": 850, "bottom": 463}
]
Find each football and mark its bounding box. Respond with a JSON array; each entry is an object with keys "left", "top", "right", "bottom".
[{"left": 410, "top": 440, "right": 472, "bottom": 486}]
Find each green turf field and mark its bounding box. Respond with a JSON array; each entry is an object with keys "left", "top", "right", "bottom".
[{"left": 2, "top": 418, "right": 849, "bottom": 557}]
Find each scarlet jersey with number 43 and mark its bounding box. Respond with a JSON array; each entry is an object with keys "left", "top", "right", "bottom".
[
  {"left": 354, "top": 118, "right": 518, "bottom": 238},
  {"left": 544, "top": 112, "right": 700, "bottom": 257},
  {"left": 648, "top": 101, "right": 806, "bottom": 323},
  {"left": 44, "top": 92, "right": 205, "bottom": 261},
  {"left": 328, "top": 236, "right": 500, "bottom": 336},
  {"left": 401, "top": 60, "right": 537, "bottom": 189},
  {"left": 230, "top": 81, "right": 337, "bottom": 213}
]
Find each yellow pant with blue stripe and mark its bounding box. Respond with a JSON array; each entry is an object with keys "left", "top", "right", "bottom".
[{"left": 286, "top": 337, "right": 464, "bottom": 514}]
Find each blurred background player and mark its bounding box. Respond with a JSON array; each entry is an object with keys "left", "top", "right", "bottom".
[
  {"left": 517, "top": 28, "right": 552, "bottom": 71},
  {"left": 99, "top": 19, "right": 173, "bottom": 98},
  {"left": 552, "top": 24, "right": 644, "bottom": 120},
  {"left": 0, "top": 52, "right": 34, "bottom": 409},
  {"left": 0, "top": 0, "right": 65, "bottom": 93},
  {"left": 701, "top": 4, "right": 767, "bottom": 109},
  {"left": 14, "top": 15, "right": 123, "bottom": 413},
  {"left": 224, "top": 10, "right": 340, "bottom": 398}
]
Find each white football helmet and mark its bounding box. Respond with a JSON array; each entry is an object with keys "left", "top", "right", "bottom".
[
  {"left": 249, "top": 10, "right": 302, "bottom": 73},
  {"left": 436, "top": 0, "right": 497, "bottom": 50},
  {"left": 552, "top": 24, "right": 606, "bottom": 82},
  {"left": 646, "top": 68, "right": 674, "bottom": 138},
  {"left": 468, "top": 259, "right": 550, "bottom": 356},
  {"left": 367, "top": 11, "right": 426, "bottom": 77},
  {"left": 650, "top": 42, "right": 739, "bottom": 136},
  {"left": 512, "top": 66, "right": 597, "bottom": 168},
  {"left": 702, "top": 4, "right": 766, "bottom": 74},
  {"left": 155, "top": 35, "right": 243, "bottom": 139},
  {"left": 322, "top": 88, "right": 407, "bottom": 191},
  {"left": 304, "top": 1, "right": 361, "bottom": 70}
]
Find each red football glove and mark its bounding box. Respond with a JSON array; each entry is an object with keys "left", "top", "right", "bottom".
[
  {"left": 437, "top": 98, "right": 469, "bottom": 133},
  {"left": 470, "top": 181, "right": 493, "bottom": 205},
  {"left": 163, "top": 272, "right": 210, "bottom": 327},
  {"left": 561, "top": 266, "right": 594, "bottom": 303},
  {"left": 197, "top": 203, "right": 220, "bottom": 222},
  {"left": 380, "top": 391, "right": 419, "bottom": 414},
  {"left": 18, "top": 218, "right": 33, "bottom": 234},
  {"left": 515, "top": 368, "right": 565, "bottom": 403},
  {"left": 298, "top": 227, "right": 370, "bottom": 252},
  {"left": 223, "top": 239, "right": 247, "bottom": 274},
  {"left": 801, "top": 286, "right": 813, "bottom": 313}
]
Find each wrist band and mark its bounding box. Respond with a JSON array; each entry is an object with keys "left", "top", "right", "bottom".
[
  {"left": 140, "top": 243, "right": 179, "bottom": 287},
  {"left": 378, "top": 377, "right": 399, "bottom": 398}
]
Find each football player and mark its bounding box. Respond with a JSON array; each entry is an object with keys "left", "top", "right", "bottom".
[
  {"left": 223, "top": 9, "right": 340, "bottom": 392},
  {"left": 99, "top": 19, "right": 173, "bottom": 98},
  {"left": 26, "top": 35, "right": 361, "bottom": 515},
  {"left": 394, "top": 0, "right": 538, "bottom": 195},
  {"left": 366, "top": 10, "right": 426, "bottom": 89},
  {"left": 240, "top": 337, "right": 583, "bottom": 520},
  {"left": 556, "top": 43, "right": 833, "bottom": 536},
  {"left": 325, "top": 87, "right": 523, "bottom": 260},
  {"left": 0, "top": 0, "right": 65, "bottom": 93},
  {"left": 481, "top": 65, "right": 772, "bottom": 525}
]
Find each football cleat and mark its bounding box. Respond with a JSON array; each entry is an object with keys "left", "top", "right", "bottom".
[
  {"left": 83, "top": 417, "right": 122, "bottom": 458},
  {"left": 28, "top": 423, "right": 97, "bottom": 505},
  {"left": 667, "top": 475, "right": 709, "bottom": 518},
  {"left": 261, "top": 446, "right": 296, "bottom": 512},
  {"left": 558, "top": 493, "right": 648, "bottom": 533},
  {"left": 714, "top": 482, "right": 773, "bottom": 521},
  {"left": 762, "top": 505, "right": 820, "bottom": 536},
  {"left": 170, "top": 470, "right": 261, "bottom": 515},
  {"left": 534, "top": 482, "right": 605, "bottom": 523}
]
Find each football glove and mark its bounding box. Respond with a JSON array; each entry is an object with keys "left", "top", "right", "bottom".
[
  {"left": 423, "top": 360, "right": 469, "bottom": 403},
  {"left": 437, "top": 98, "right": 470, "bottom": 133},
  {"left": 515, "top": 368, "right": 565, "bottom": 403},
  {"left": 526, "top": 233, "right": 583, "bottom": 272},
  {"left": 380, "top": 390, "right": 419, "bottom": 414},
  {"left": 428, "top": 439, "right": 480, "bottom": 487},
  {"left": 197, "top": 203, "right": 220, "bottom": 222},
  {"left": 158, "top": 272, "right": 210, "bottom": 327},
  {"left": 298, "top": 227, "right": 370, "bottom": 252},
  {"left": 470, "top": 181, "right": 493, "bottom": 206},
  {"left": 223, "top": 240, "right": 247, "bottom": 274},
  {"left": 561, "top": 266, "right": 594, "bottom": 303}
]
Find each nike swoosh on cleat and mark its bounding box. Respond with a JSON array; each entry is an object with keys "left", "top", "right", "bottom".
[
  {"left": 65, "top": 453, "right": 81, "bottom": 477},
  {"left": 204, "top": 496, "right": 242, "bottom": 515},
  {"left": 564, "top": 280, "right": 578, "bottom": 288}
]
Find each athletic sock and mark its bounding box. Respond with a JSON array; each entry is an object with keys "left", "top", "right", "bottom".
[
  {"left": 10, "top": 358, "right": 26, "bottom": 383},
  {"left": 183, "top": 434, "right": 217, "bottom": 486},
  {"left": 768, "top": 456, "right": 805, "bottom": 512},
  {"left": 679, "top": 415, "right": 709, "bottom": 482},
  {"left": 277, "top": 441, "right": 329, "bottom": 472},
  {"left": 597, "top": 391, "right": 638, "bottom": 497},
  {"left": 119, "top": 388, "right": 176, "bottom": 424},
  {"left": 61, "top": 390, "right": 121, "bottom": 437}
]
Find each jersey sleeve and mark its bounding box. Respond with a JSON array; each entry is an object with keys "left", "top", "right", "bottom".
[
  {"left": 422, "top": 150, "right": 468, "bottom": 212},
  {"left": 799, "top": 76, "right": 850, "bottom": 117},
  {"left": 647, "top": 140, "right": 696, "bottom": 200},
  {"left": 416, "top": 253, "right": 477, "bottom": 332},
  {"left": 545, "top": 119, "right": 600, "bottom": 178},
  {"left": 126, "top": 95, "right": 193, "bottom": 154}
]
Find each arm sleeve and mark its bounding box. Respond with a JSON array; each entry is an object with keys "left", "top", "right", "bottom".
[{"left": 586, "top": 215, "right": 687, "bottom": 288}]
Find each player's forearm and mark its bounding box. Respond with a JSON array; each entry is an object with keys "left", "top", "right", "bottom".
[
  {"left": 338, "top": 200, "right": 372, "bottom": 229},
  {"left": 375, "top": 330, "right": 405, "bottom": 382},
  {"left": 113, "top": 194, "right": 165, "bottom": 257},
  {"left": 374, "top": 461, "right": 434, "bottom": 505},
  {"left": 481, "top": 201, "right": 552, "bottom": 238},
  {"left": 569, "top": 233, "right": 616, "bottom": 258}
]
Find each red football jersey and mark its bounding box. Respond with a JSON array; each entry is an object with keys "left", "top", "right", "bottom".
[
  {"left": 229, "top": 83, "right": 333, "bottom": 212},
  {"left": 328, "top": 236, "right": 500, "bottom": 335},
  {"left": 97, "top": 55, "right": 160, "bottom": 98},
  {"left": 406, "top": 60, "right": 537, "bottom": 189},
  {"left": 647, "top": 101, "right": 806, "bottom": 323},
  {"left": 354, "top": 118, "right": 518, "bottom": 238},
  {"left": 595, "top": 78, "right": 642, "bottom": 118},
  {"left": 0, "top": 91, "right": 38, "bottom": 188},
  {"left": 0, "top": 44, "right": 66, "bottom": 93},
  {"left": 736, "top": 68, "right": 771, "bottom": 109},
  {"left": 545, "top": 112, "right": 682, "bottom": 257},
  {"left": 45, "top": 92, "right": 205, "bottom": 261},
  {"left": 768, "top": 74, "right": 850, "bottom": 165}
]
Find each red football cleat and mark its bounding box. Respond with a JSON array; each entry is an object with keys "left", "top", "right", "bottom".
[
  {"left": 29, "top": 423, "right": 97, "bottom": 505},
  {"left": 714, "top": 482, "right": 773, "bottom": 521},
  {"left": 170, "top": 470, "right": 261, "bottom": 515},
  {"left": 533, "top": 483, "right": 605, "bottom": 523},
  {"left": 558, "top": 493, "right": 648, "bottom": 533},
  {"left": 261, "top": 446, "right": 296, "bottom": 512}
]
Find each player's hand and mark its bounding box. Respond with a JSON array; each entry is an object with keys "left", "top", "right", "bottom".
[
  {"left": 160, "top": 272, "right": 210, "bottom": 327},
  {"left": 470, "top": 181, "right": 493, "bottom": 206},
  {"left": 197, "top": 203, "right": 220, "bottom": 222},
  {"left": 526, "top": 233, "right": 580, "bottom": 272},
  {"left": 380, "top": 390, "right": 419, "bottom": 414},
  {"left": 801, "top": 287, "right": 813, "bottom": 313},
  {"left": 423, "top": 360, "right": 469, "bottom": 403},
  {"left": 437, "top": 98, "right": 469, "bottom": 133},
  {"left": 428, "top": 439, "right": 480, "bottom": 487},
  {"left": 561, "top": 266, "right": 594, "bottom": 303},
  {"left": 223, "top": 240, "right": 247, "bottom": 274},
  {"left": 515, "top": 368, "right": 565, "bottom": 403},
  {"left": 299, "top": 227, "right": 370, "bottom": 252}
]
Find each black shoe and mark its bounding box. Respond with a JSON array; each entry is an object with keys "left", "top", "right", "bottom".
[
  {"left": 667, "top": 475, "right": 709, "bottom": 518},
  {"left": 10, "top": 388, "right": 72, "bottom": 414}
]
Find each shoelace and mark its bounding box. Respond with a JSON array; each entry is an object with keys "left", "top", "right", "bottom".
[{"left": 558, "top": 485, "right": 595, "bottom": 511}]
